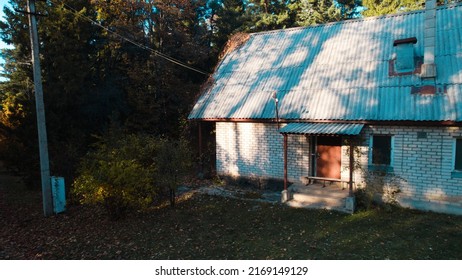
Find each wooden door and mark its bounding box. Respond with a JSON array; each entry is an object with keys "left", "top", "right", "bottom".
[{"left": 316, "top": 136, "right": 341, "bottom": 179}]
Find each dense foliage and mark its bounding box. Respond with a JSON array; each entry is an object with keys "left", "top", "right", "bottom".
[
  {"left": 72, "top": 131, "right": 158, "bottom": 219},
  {"left": 72, "top": 128, "right": 192, "bottom": 218},
  {"left": 361, "top": 0, "right": 461, "bottom": 16}
]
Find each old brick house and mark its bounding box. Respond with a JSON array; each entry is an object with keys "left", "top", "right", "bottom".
[{"left": 189, "top": 1, "right": 462, "bottom": 214}]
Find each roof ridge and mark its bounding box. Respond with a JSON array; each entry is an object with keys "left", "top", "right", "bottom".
[{"left": 249, "top": 3, "right": 462, "bottom": 37}]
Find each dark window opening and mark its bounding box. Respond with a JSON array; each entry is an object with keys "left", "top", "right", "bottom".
[
  {"left": 455, "top": 139, "right": 462, "bottom": 171},
  {"left": 372, "top": 135, "right": 392, "bottom": 166}
]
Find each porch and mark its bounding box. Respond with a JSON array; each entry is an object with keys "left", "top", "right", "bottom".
[{"left": 279, "top": 122, "right": 364, "bottom": 214}]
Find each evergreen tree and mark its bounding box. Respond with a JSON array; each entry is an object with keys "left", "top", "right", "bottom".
[
  {"left": 0, "top": 0, "right": 210, "bottom": 183},
  {"left": 362, "top": 0, "right": 425, "bottom": 16},
  {"left": 0, "top": 0, "right": 105, "bottom": 183},
  {"left": 361, "top": 0, "right": 462, "bottom": 17},
  {"left": 336, "top": 0, "right": 363, "bottom": 18},
  {"left": 290, "top": 0, "right": 341, "bottom": 27},
  {"left": 212, "top": 0, "right": 250, "bottom": 51},
  {"left": 243, "top": 0, "right": 293, "bottom": 31}
]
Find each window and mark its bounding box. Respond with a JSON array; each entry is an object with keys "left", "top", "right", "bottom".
[
  {"left": 455, "top": 139, "right": 462, "bottom": 171},
  {"left": 371, "top": 135, "right": 393, "bottom": 166}
]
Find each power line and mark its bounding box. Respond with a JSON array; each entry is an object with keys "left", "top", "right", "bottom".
[{"left": 49, "top": 0, "right": 210, "bottom": 76}]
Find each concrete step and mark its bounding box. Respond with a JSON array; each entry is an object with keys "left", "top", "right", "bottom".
[
  {"left": 289, "top": 184, "right": 348, "bottom": 198},
  {"left": 286, "top": 199, "right": 352, "bottom": 214},
  {"left": 286, "top": 183, "right": 354, "bottom": 214},
  {"left": 289, "top": 185, "right": 349, "bottom": 199},
  {"left": 291, "top": 193, "right": 346, "bottom": 208}
]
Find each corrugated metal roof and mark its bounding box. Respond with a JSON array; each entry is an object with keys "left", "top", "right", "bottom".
[
  {"left": 189, "top": 4, "right": 462, "bottom": 122},
  {"left": 279, "top": 123, "right": 364, "bottom": 135}
]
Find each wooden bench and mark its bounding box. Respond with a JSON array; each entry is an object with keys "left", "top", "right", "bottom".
[{"left": 304, "top": 176, "right": 350, "bottom": 190}]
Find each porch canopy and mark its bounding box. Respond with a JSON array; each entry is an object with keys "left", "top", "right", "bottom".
[
  {"left": 279, "top": 122, "right": 364, "bottom": 135},
  {"left": 279, "top": 122, "right": 364, "bottom": 196}
]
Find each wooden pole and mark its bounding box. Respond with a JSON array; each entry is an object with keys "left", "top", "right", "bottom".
[
  {"left": 283, "top": 134, "right": 288, "bottom": 191},
  {"left": 27, "top": 0, "right": 53, "bottom": 217}
]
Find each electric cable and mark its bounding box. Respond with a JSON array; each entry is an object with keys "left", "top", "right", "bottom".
[{"left": 49, "top": 0, "right": 210, "bottom": 76}]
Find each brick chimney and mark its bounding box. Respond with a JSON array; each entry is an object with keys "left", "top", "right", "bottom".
[{"left": 421, "top": 0, "right": 437, "bottom": 79}]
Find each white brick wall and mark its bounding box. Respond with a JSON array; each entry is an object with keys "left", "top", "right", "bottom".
[
  {"left": 359, "top": 125, "right": 462, "bottom": 205},
  {"left": 216, "top": 122, "right": 462, "bottom": 210},
  {"left": 216, "top": 122, "right": 309, "bottom": 182},
  {"left": 340, "top": 139, "right": 368, "bottom": 187}
]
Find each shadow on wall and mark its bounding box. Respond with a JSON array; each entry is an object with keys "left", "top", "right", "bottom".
[
  {"left": 217, "top": 122, "right": 282, "bottom": 182},
  {"left": 217, "top": 122, "right": 311, "bottom": 191}
]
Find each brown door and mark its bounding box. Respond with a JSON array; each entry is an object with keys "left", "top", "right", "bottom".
[{"left": 316, "top": 136, "right": 341, "bottom": 179}]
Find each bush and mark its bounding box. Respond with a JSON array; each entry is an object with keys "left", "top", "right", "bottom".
[
  {"left": 72, "top": 130, "right": 193, "bottom": 219},
  {"left": 353, "top": 188, "right": 372, "bottom": 211},
  {"left": 355, "top": 171, "right": 403, "bottom": 211},
  {"left": 73, "top": 159, "right": 156, "bottom": 219},
  {"left": 72, "top": 131, "right": 158, "bottom": 219}
]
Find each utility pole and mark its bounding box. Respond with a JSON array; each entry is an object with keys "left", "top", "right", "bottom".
[{"left": 27, "top": 0, "right": 53, "bottom": 217}]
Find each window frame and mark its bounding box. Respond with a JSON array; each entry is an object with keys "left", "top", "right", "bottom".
[
  {"left": 452, "top": 138, "right": 462, "bottom": 178},
  {"left": 369, "top": 134, "right": 394, "bottom": 172}
]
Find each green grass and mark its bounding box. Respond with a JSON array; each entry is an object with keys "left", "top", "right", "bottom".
[{"left": 1, "top": 181, "right": 462, "bottom": 259}]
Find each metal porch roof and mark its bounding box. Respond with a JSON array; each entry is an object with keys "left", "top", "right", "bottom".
[{"left": 279, "top": 123, "right": 364, "bottom": 135}]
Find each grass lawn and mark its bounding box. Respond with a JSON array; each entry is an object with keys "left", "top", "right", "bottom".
[
  {"left": 1, "top": 173, "right": 462, "bottom": 259},
  {"left": 0, "top": 164, "right": 462, "bottom": 259}
]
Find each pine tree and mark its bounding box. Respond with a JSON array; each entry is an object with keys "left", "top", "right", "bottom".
[
  {"left": 0, "top": 0, "right": 105, "bottom": 182},
  {"left": 90, "top": 0, "right": 210, "bottom": 135},
  {"left": 212, "top": 0, "right": 249, "bottom": 51},
  {"left": 290, "top": 0, "right": 341, "bottom": 27},
  {"left": 336, "top": 0, "right": 363, "bottom": 19},
  {"left": 362, "top": 0, "right": 462, "bottom": 17},
  {"left": 245, "top": 0, "right": 293, "bottom": 31},
  {"left": 362, "top": 0, "right": 425, "bottom": 17}
]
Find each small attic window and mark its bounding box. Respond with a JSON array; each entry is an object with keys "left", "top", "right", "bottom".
[{"left": 393, "top": 37, "right": 417, "bottom": 73}]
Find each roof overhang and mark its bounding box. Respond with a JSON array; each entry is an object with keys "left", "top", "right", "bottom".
[
  {"left": 279, "top": 122, "right": 364, "bottom": 136},
  {"left": 191, "top": 119, "right": 462, "bottom": 127}
]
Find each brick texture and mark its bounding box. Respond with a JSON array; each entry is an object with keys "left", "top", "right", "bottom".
[
  {"left": 216, "top": 122, "right": 462, "bottom": 208},
  {"left": 216, "top": 122, "right": 309, "bottom": 182},
  {"left": 360, "top": 125, "right": 462, "bottom": 204}
]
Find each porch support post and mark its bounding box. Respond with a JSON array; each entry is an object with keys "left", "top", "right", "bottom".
[
  {"left": 283, "top": 134, "right": 288, "bottom": 191},
  {"left": 349, "top": 138, "right": 354, "bottom": 196},
  {"left": 281, "top": 133, "right": 290, "bottom": 203}
]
